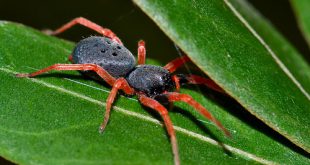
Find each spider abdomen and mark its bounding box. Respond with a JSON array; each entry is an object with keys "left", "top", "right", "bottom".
[
  {"left": 126, "top": 65, "right": 175, "bottom": 97},
  {"left": 72, "top": 36, "right": 136, "bottom": 78}
]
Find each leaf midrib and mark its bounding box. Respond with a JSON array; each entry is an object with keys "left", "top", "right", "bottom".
[
  {"left": 0, "top": 67, "right": 275, "bottom": 165},
  {"left": 224, "top": 0, "right": 310, "bottom": 101}
]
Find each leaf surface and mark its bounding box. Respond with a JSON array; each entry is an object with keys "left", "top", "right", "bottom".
[
  {"left": 0, "top": 20, "right": 309, "bottom": 165},
  {"left": 133, "top": 0, "right": 310, "bottom": 154},
  {"left": 291, "top": 0, "right": 310, "bottom": 48}
]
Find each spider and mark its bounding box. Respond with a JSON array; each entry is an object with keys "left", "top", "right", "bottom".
[{"left": 16, "top": 17, "right": 230, "bottom": 165}]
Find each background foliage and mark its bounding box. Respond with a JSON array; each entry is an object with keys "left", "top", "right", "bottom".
[{"left": 0, "top": 0, "right": 309, "bottom": 164}]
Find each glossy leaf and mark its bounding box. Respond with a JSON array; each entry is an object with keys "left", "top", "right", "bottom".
[
  {"left": 230, "top": 0, "right": 310, "bottom": 95},
  {"left": 133, "top": 0, "right": 310, "bottom": 153},
  {"left": 0, "top": 20, "right": 309, "bottom": 165},
  {"left": 291, "top": 0, "right": 310, "bottom": 47}
]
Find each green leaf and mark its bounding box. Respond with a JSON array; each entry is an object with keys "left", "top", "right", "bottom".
[
  {"left": 0, "top": 21, "right": 256, "bottom": 165},
  {"left": 291, "top": 0, "right": 310, "bottom": 47},
  {"left": 229, "top": 0, "right": 310, "bottom": 96},
  {"left": 0, "top": 20, "right": 309, "bottom": 165},
  {"left": 133, "top": 0, "right": 310, "bottom": 154}
]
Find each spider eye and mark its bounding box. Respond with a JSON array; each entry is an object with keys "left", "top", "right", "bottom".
[
  {"left": 112, "top": 52, "right": 118, "bottom": 56},
  {"left": 101, "top": 49, "right": 106, "bottom": 53}
]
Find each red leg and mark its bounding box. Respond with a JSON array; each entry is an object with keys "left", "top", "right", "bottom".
[
  {"left": 139, "top": 95, "right": 180, "bottom": 165},
  {"left": 173, "top": 74, "right": 225, "bottom": 94},
  {"left": 68, "top": 55, "right": 73, "bottom": 63},
  {"left": 16, "top": 64, "right": 116, "bottom": 86},
  {"left": 49, "top": 17, "right": 122, "bottom": 44},
  {"left": 137, "top": 40, "right": 146, "bottom": 65},
  {"left": 172, "top": 75, "right": 181, "bottom": 92},
  {"left": 165, "top": 92, "right": 230, "bottom": 137},
  {"left": 99, "top": 78, "right": 135, "bottom": 133},
  {"left": 164, "top": 56, "right": 190, "bottom": 73}
]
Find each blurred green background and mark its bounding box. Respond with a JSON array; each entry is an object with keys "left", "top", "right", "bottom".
[
  {"left": 0, "top": 0, "right": 309, "bottom": 164},
  {"left": 0, "top": 0, "right": 309, "bottom": 62}
]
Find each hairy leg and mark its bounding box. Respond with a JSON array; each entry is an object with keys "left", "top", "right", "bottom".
[
  {"left": 16, "top": 63, "right": 116, "bottom": 86},
  {"left": 139, "top": 94, "right": 180, "bottom": 165},
  {"left": 164, "top": 92, "right": 230, "bottom": 137},
  {"left": 164, "top": 56, "right": 190, "bottom": 73},
  {"left": 172, "top": 74, "right": 225, "bottom": 93},
  {"left": 47, "top": 17, "right": 122, "bottom": 44},
  {"left": 99, "top": 78, "right": 134, "bottom": 133},
  {"left": 137, "top": 40, "right": 146, "bottom": 65}
]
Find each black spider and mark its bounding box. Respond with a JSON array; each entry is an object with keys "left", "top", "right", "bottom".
[{"left": 16, "top": 17, "right": 230, "bottom": 165}]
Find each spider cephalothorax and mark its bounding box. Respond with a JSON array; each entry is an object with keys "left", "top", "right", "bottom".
[
  {"left": 126, "top": 65, "right": 175, "bottom": 97},
  {"left": 16, "top": 17, "right": 230, "bottom": 165}
]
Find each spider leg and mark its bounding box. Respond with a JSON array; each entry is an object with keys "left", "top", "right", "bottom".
[
  {"left": 139, "top": 94, "right": 180, "bottom": 165},
  {"left": 137, "top": 40, "right": 146, "bottom": 65},
  {"left": 172, "top": 74, "right": 225, "bottom": 94},
  {"left": 164, "top": 55, "right": 190, "bottom": 73},
  {"left": 68, "top": 55, "right": 73, "bottom": 63},
  {"left": 164, "top": 92, "right": 231, "bottom": 137},
  {"left": 15, "top": 64, "right": 116, "bottom": 86},
  {"left": 99, "top": 78, "right": 134, "bottom": 133},
  {"left": 48, "top": 17, "right": 122, "bottom": 44}
]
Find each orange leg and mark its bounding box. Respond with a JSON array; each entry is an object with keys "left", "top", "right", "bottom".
[
  {"left": 137, "top": 40, "right": 146, "bottom": 65},
  {"left": 165, "top": 92, "right": 230, "bottom": 137},
  {"left": 139, "top": 95, "right": 180, "bottom": 165},
  {"left": 49, "top": 17, "right": 122, "bottom": 44},
  {"left": 164, "top": 56, "right": 190, "bottom": 73},
  {"left": 99, "top": 78, "right": 134, "bottom": 133},
  {"left": 16, "top": 64, "right": 116, "bottom": 86},
  {"left": 68, "top": 55, "right": 74, "bottom": 63},
  {"left": 172, "top": 75, "right": 181, "bottom": 92},
  {"left": 172, "top": 74, "right": 225, "bottom": 94}
]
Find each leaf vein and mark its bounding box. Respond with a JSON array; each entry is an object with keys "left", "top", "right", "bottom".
[
  {"left": 0, "top": 67, "right": 276, "bottom": 165},
  {"left": 223, "top": 0, "right": 310, "bottom": 101}
]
